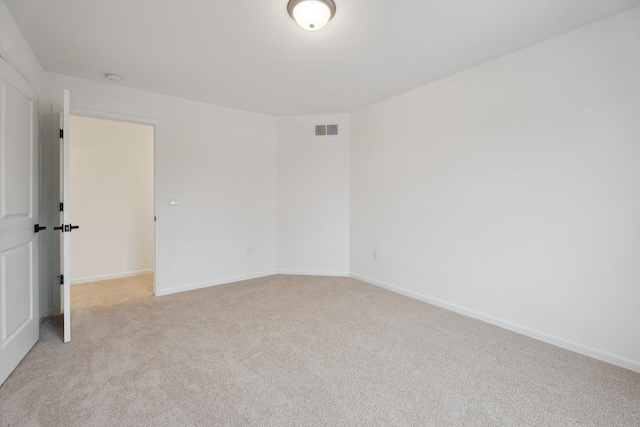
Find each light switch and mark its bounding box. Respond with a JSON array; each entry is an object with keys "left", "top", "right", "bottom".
[{"left": 168, "top": 196, "right": 179, "bottom": 205}]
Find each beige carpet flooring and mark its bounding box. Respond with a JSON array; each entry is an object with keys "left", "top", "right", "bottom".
[
  {"left": 71, "top": 273, "right": 154, "bottom": 309},
  {"left": 0, "top": 274, "right": 639, "bottom": 426}
]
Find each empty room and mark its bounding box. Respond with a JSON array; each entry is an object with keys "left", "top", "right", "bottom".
[
  {"left": 69, "top": 115, "right": 155, "bottom": 309},
  {"left": 0, "top": 0, "right": 638, "bottom": 425}
]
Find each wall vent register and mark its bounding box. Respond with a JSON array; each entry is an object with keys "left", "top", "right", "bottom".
[{"left": 315, "top": 124, "right": 338, "bottom": 136}]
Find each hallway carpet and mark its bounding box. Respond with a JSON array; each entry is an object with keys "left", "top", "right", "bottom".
[
  {"left": 1, "top": 275, "right": 639, "bottom": 426},
  {"left": 71, "top": 273, "right": 154, "bottom": 309}
]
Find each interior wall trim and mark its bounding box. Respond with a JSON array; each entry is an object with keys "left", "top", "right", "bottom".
[
  {"left": 156, "top": 271, "right": 279, "bottom": 296},
  {"left": 277, "top": 270, "right": 349, "bottom": 277},
  {"left": 350, "top": 272, "right": 640, "bottom": 374},
  {"left": 70, "top": 269, "right": 154, "bottom": 285}
]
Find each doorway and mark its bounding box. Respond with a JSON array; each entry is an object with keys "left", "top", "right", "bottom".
[{"left": 68, "top": 115, "right": 155, "bottom": 309}]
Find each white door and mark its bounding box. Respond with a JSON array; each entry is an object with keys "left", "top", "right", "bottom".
[
  {"left": 0, "top": 58, "right": 39, "bottom": 385},
  {"left": 61, "top": 89, "right": 71, "bottom": 343}
]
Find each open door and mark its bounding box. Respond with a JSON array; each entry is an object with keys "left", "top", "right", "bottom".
[
  {"left": 60, "top": 89, "right": 72, "bottom": 343},
  {"left": 52, "top": 90, "right": 73, "bottom": 342},
  {"left": 0, "top": 58, "right": 40, "bottom": 385}
]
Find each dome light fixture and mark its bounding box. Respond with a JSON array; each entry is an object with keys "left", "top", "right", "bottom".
[{"left": 287, "top": 0, "right": 336, "bottom": 31}]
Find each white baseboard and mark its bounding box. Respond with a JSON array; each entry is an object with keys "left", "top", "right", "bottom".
[
  {"left": 350, "top": 272, "right": 640, "bottom": 374},
  {"left": 155, "top": 270, "right": 348, "bottom": 297},
  {"left": 277, "top": 269, "right": 349, "bottom": 277},
  {"left": 156, "top": 270, "right": 278, "bottom": 296},
  {"left": 71, "top": 269, "right": 153, "bottom": 285}
]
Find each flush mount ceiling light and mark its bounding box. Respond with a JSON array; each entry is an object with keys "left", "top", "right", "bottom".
[{"left": 287, "top": 0, "right": 336, "bottom": 31}]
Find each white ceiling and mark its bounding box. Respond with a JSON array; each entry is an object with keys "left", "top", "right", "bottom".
[{"left": 5, "top": 0, "right": 639, "bottom": 116}]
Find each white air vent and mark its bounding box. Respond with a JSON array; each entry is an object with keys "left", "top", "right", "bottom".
[{"left": 315, "top": 124, "right": 338, "bottom": 137}]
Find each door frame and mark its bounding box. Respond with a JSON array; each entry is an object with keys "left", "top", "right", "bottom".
[{"left": 69, "top": 107, "right": 160, "bottom": 296}]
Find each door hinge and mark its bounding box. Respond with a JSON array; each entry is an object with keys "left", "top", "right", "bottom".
[
  {"left": 59, "top": 202, "right": 64, "bottom": 212},
  {"left": 59, "top": 129, "right": 64, "bottom": 139},
  {"left": 59, "top": 275, "right": 64, "bottom": 285}
]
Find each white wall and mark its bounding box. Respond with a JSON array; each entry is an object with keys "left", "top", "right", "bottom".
[
  {"left": 277, "top": 115, "right": 350, "bottom": 275},
  {"left": 69, "top": 116, "right": 154, "bottom": 284},
  {"left": 42, "top": 72, "right": 279, "bottom": 300},
  {"left": 0, "top": 1, "right": 42, "bottom": 92},
  {"left": 350, "top": 8, "right": 640, "bottom": 372}
]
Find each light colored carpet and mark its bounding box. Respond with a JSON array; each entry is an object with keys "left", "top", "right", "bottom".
[
  {"left": 71, "top": 273, "right": 154, "bottom": 309},
  {"left": 0, "top": 274, "right": 638, "bottom": 426}
]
